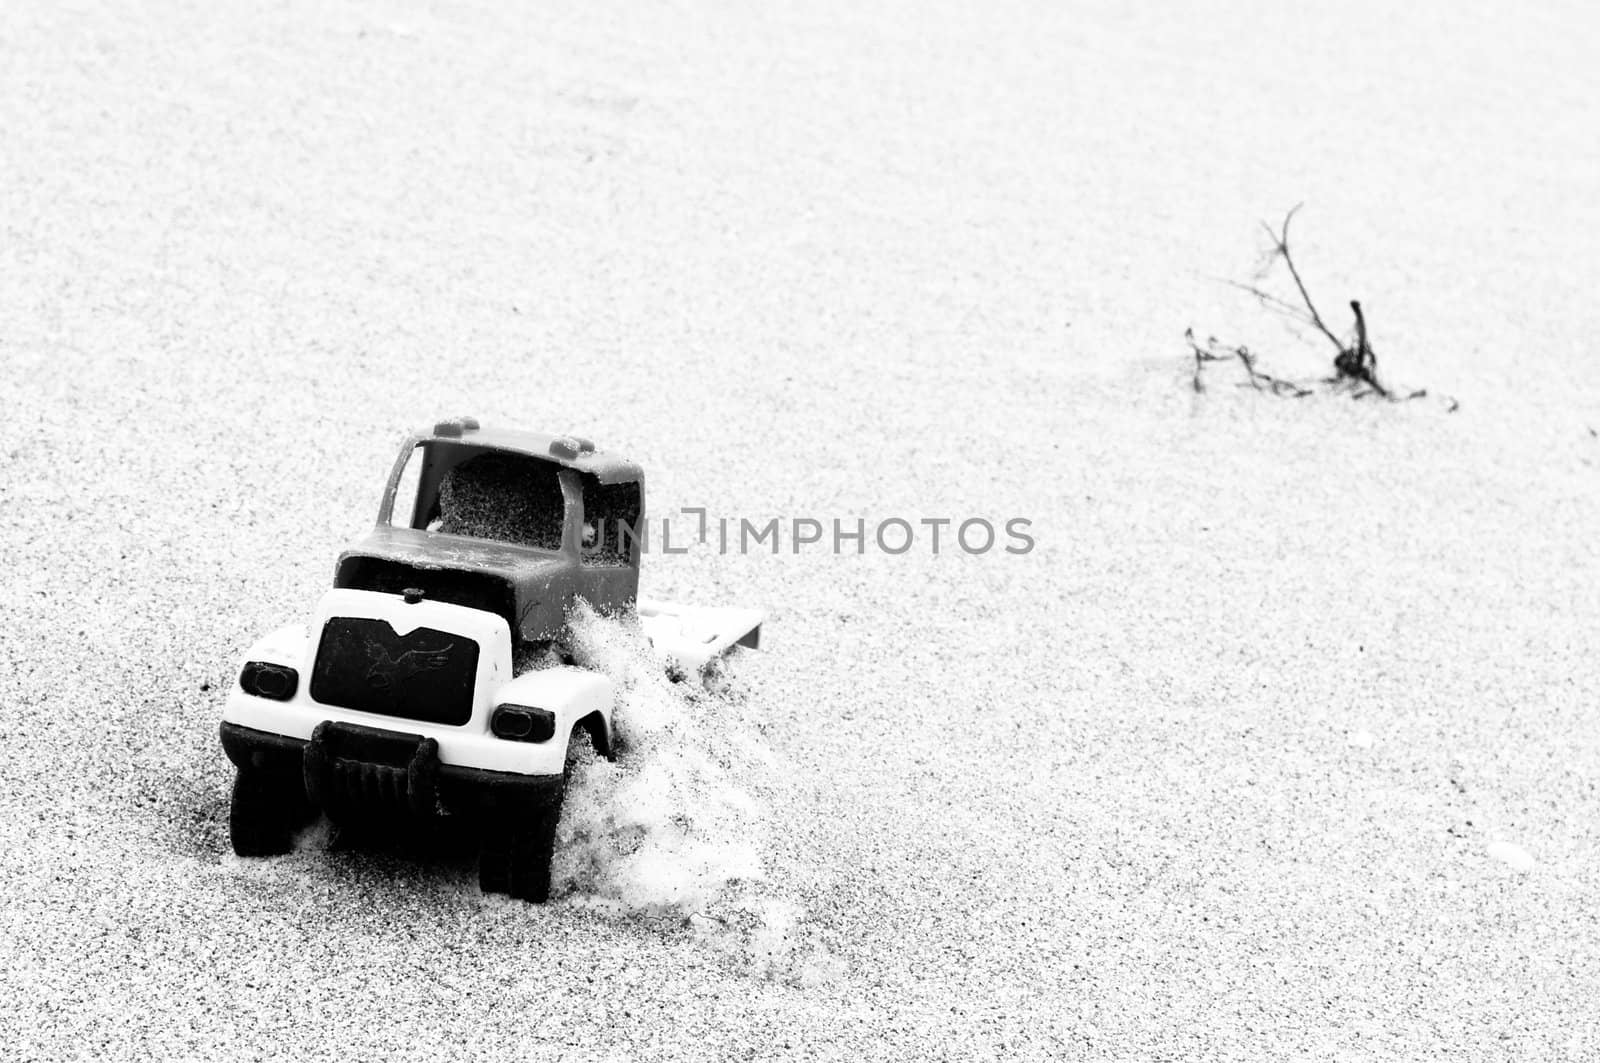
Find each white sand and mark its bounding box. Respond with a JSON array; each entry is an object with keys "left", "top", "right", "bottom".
[{"left": 3, "top": 1, "right": 1598, "bottom": 1058}]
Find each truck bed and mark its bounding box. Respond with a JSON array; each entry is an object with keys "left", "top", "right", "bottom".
[{"left": 636, "top": 598, "right": 763, "bottom": 673}]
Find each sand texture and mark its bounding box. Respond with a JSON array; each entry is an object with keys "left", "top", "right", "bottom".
[{"left": 2, "top": 1, "right": 1598, "bottom": 1059}]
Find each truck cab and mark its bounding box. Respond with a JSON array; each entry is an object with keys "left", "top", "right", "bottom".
[{"left": 335, "top": 418, "right": 644, "bottom": 650}]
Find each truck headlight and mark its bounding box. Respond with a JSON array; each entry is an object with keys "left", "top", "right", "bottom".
[
  {"left": 240, "top": 661, "right": 298, "bottom": 701},
  {"left": 491, "top": 704, "right": 555, "bottom": 743}
]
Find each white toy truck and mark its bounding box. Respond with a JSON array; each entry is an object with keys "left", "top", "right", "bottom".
[{"left": 220, "top": 419, "right": 762, "bottom": 901}]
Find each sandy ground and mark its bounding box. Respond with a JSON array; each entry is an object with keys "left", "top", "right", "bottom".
[{"left": 3, "top": 1, "right": 1599, "bottom": 1059}]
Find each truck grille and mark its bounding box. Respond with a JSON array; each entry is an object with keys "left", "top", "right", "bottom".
[{"left": 309, "top": 617, "right": 479, "bottom": 725}]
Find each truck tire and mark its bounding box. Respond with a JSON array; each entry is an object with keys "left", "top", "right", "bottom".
[
  {"left": 478, "top": 800, "right": 562, "bottom": 902},
  {"left": 478, "top": 722, "right": 599, "bottom": 902},
  {"left": 229, "top": 766, "right": 313, "bottom": 857}
]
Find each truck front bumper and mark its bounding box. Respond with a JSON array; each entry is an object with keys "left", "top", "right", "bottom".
[{"left": 220, "top": 720, "right": 564, "bottom": 818}]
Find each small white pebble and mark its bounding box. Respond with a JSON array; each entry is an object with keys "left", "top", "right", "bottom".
[
  {"left": 1487, "top": 841, "right": 1535, "bottom": 873},
  {"left": 1348, "top": 729, "right": 1375, "bottom": 749}
]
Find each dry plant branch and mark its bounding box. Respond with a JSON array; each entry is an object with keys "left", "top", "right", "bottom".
[
  {"left": 1186, "top": 329, "right": 1310, "bottom": 398},
  {"left": 1193, "top": 207, "right": 1456, "bottom": 410}
]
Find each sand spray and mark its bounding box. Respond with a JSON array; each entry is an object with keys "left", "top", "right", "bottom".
[{"left": 552, "top": 602, "right": 841, "bottom": 984}]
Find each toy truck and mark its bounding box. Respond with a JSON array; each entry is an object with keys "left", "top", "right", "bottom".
[{"left": 219, "top": 419, "right": 763, "bottom": 902}]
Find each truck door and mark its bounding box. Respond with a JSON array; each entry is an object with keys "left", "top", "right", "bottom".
[{"left": 574, "top": 473, "right": 642, "bottom": 614}]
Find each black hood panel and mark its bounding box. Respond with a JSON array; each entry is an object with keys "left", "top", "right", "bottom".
[
  {"left": 333, "top": 555, "right": 517, "bottom": 631},
  {"left": 310, "top": 616, "right": 480, "bottom": 726}
]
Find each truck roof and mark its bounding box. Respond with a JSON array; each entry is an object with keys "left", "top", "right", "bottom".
[{"left": 416, "top": 418, "right": 643, "bottom": 485}]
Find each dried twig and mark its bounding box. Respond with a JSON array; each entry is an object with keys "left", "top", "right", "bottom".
[
  {"left": 1228, "top": 205, "right": 1346, "bottom": 355},
  {"left": 1187, "top": 328, "right": 1311, "bottom": 398},
  {"left": 1191, "top": 207, "right": 1455, "bottom": 409},
  {"left": 1329, "top": 298, "right": 1388, "bottom": 396}
]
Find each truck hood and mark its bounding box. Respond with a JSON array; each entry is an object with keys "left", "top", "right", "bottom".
[
  {"left": 332, "top": 525, "right": 573, "bottom": 640},
  {"left": 340, "top": 525, "right": 568, "bottom": 577}
]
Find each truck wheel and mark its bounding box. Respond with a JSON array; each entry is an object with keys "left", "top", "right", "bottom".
[
  {"left": 229, "top": 767, "right": 312, "bottom": 857},
  {"left": 479, "top": 725, "right": 596, "bottom": 902},
  {"left": 478, "top": 801, "right": 562, "bottom": 902}
]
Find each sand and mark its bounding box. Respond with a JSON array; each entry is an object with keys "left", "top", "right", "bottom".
[{"left": 2, "top": 0, "right": 1598, "bottom": 1059}]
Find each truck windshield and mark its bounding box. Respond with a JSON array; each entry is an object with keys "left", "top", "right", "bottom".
[{"left": 435, "top": 452, "right": 566, "bottom": 552}]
